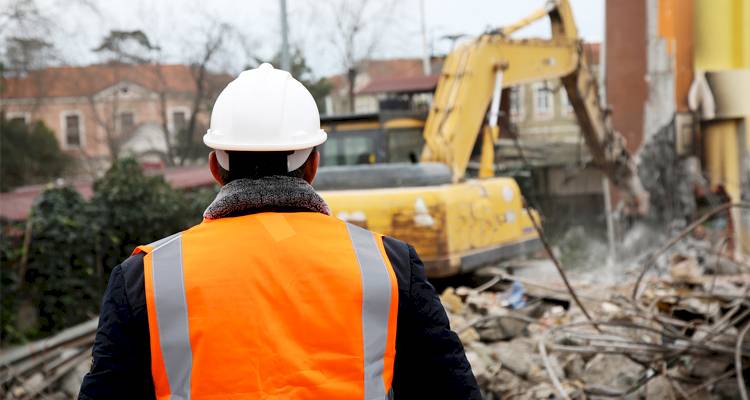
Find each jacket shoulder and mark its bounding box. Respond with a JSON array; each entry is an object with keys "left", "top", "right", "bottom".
[
  {"left": 119, "top": 252, "right": 146, "bottom": 311},
  {"left": 381, "top": 235, "right": 413, "bottom": 294}
]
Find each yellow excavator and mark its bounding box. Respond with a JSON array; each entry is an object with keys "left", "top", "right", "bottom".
[{"left": 317, "top": 0, "right": 649, "bottom": 277}]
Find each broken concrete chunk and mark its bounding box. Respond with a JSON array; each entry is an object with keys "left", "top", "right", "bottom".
[
  {"left": 583, "top": 354, "right": 644, "bottom": 392},
  {"left": 491, "top": 339, "right": 540, "bottom": 379},
  {"left": 458, "top": 326, "right": 481, "bottom": 345},
  {"left": 440, "top": 287, "right": 464, "bottom": 314},
  {"left": 645, "top": 375, "right": 674, "bottom": 400},
  {"left": 670, "top": 253, "right": 703, "bottom": 283},
  {"left": 476, "top": 315, "right": 529, "bottom": 341},
  {"left": 560, "top": 353, "right": 585, "bottom": 380}
]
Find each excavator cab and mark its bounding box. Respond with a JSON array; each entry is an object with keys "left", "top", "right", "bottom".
[
  {"left": 315, "top": 112, "right": 540, "bottom": 278},
  {"left": 319, "top": 113, "right": 426, "bottom": 167}
]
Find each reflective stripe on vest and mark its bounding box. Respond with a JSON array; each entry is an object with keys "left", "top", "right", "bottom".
[
  {"left": 141, "top": 214, "right": 398, "bottom": 399},
  {"left": 149, "top": 234, "right": 192, "bottom": 399},
  {"left": 346, "top": 223, "right": 392, "bottom": 400}
]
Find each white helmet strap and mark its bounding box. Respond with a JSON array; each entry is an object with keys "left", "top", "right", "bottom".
[
  {"left": 286, "top": 147, "right": 314, "bottom": 172},
  {"left": 216, "top": 149, "right": 230, "bottom": 170},
  {"left": 215, "top": 147, "right": 313, "bottom": 173}
]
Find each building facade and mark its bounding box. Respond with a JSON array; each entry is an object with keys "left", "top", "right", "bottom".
[{"left": 1, "top": 63, "right": 229, "bottom": 168}]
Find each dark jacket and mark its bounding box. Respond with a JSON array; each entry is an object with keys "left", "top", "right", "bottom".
[{"left": 79, "top": 216, "right": 481, "bottom": 399}]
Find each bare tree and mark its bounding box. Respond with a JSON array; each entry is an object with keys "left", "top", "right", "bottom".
[
  {"left": 186, "top": 24, "right": 227, "bottom": 159},
  {"left": 176, "top": 21, "right": 236, "bottom": 165},
  {"left": 3, "top": 1, "right": 239, "bottom": 168},
  {"left": 93, "top": 30, "right": 158, "bottom": 64},
  {"left": 153, "top": 62, "right": 176, "bottom": 166},
  {"left": 4, "top": 37, "right": 53, "bottom": 73},
  {"left": 128, "top": 3, "right": 254, "bottom": 166},
  {"left": 1, "top": 0, "right": 64, "bottom": 83},
  {"left": 1, "top": 0, "right": 99, "bottom": 61},
  {"left": 0, "top": 0, "right": 51, "bottom": 39},
  {"left": 1, "top": 0, "right": 102, "bottom": 176},
  {"left": 2, "top": 37, "right": 59, "bottom": 118},
  {"left": 85, "top": 30, "right": 161, "bottom": 161},
  {"left": 326, "top": 0, "right": 398, "bottom": 113}
]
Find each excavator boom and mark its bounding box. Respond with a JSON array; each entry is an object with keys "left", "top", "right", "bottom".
[
  {"left": 421, "top": 0, "right": 649, "bottom": 212},
  {"left": 318, "top": 0, "right": 647, "bottom": 278}
]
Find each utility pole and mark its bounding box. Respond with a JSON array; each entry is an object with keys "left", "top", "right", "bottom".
[
  {"left": 279, "top": 0, "right": 291, "bottom": 72},
  {"left": 419, "top": 0, "right": 431, "bottom": 75}
]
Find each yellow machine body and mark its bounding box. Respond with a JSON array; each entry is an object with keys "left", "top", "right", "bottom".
[{"left": 321, "top": 178, "right": 539, "bottom": 277}]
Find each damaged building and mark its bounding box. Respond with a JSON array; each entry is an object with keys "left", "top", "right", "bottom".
[{"left": 607, "top": 0, "right": 750, "bottom": 257}]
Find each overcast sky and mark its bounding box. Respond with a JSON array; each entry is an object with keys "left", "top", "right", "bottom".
[{"left": 5, "top": 0, "right": 604, "bottom": 77}]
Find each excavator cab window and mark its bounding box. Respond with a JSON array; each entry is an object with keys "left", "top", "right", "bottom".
[
  {"left": 386, "top": 127, "right": 424, "bottom": 163},
  {"left": 321, "top": 133, "right": 377, "bottom": 166}
]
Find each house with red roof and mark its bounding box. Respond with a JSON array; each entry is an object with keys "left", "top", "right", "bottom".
[
  {"left": 323, "top": 57, "right": 443, "bottom": 115},
  {"left": 1, "top": 63, "right": 231, "bottom": 167}
]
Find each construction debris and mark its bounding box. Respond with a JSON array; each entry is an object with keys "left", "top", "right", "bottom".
[
  {"left": 0, "top": 319, "right": 96, "bottom": 399},
  {"left": 446, "top": 207, "right": 750, "bottom": 399},
  {"left": 2, "top": 205, "right": 748, "bottom": 399}
]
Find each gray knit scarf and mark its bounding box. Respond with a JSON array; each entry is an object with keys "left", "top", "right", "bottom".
[{"left": 203, "top": 176, "right": 331, "bottom": 220}]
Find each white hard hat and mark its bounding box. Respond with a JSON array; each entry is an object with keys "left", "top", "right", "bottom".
[{"left": 204, "top": 63, "right": 327, "bottom": 171}]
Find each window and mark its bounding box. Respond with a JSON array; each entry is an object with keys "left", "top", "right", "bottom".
[
  {"left": 560, "top": 87, "right": 573, "bottom": 115},
  {"left": 7, "top": 112, "right": 30, "bottom": 125},
  {"left": 355, "top": 96, "right": 378, "bottom": 113},
  {"left": 65, "top": 114, "right": 81, "bottom": 147},
  {"left": 119, "top": 112, "right": 135, "bottom": 134},
  {"left": 172, "top": 110, "right": 187, "bottom": 133},
  {"left": 9, "top": 116, "right": 27, "bottom": 125},
  {"left": 321, "top": 134, "right": 376, "bottom": 166},
  {"left": 387, "top": 128, "right": 424, "bottom": 163},
  {"left": 533, "top": 82, "right": 554, "bottom": 118},
  {"left": 509, "top": 87, "right": 525, "bottom": 123}
]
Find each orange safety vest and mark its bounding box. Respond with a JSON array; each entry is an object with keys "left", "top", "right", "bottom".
[{"left": 133, "top": 212, "right": 399, "bottom": 399}]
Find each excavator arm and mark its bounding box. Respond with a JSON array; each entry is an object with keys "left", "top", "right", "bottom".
[{"left": 421, "top": 0, "right": 649, "bottom": 213}]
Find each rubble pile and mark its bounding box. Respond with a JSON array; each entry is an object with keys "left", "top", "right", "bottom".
[
  {"left": 445, "top": 242, "right": 749, "bottom": 399},
  {"left": 0, "top": 319, "right": 96, "bottom": 400},
  {"left": 2, "top": 205, "right": 748, "bottom": 399}
]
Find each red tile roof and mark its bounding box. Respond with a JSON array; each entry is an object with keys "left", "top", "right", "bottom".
[
  {"left": 361, "top": 58, "right": 426, "bottom": 80},
  {"left": 358, "top": 74, "right": 440, "bottom": 94},
  {"left": 0, "top": 182, "right": 93, "bottom": 221},
  {"left": 163, "top": 165, "right": 214, "bottom": 190},
  {"left": 0, "top": 165, "right": 215, "bottom": 221},
  {"left": 1, "top": 63, "right": 232, "bottom": 99},
  {"left": 327, "top": 58, "right": 439, "bottom": 93}
]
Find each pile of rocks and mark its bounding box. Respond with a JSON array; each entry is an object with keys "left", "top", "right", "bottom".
[{"left": 443, "top": 248, "right": 749, "bottom": 400}]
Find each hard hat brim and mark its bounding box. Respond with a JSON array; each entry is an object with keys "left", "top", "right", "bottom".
[{"left": 203, "top": 129, "right": 327, "bottom": 151}]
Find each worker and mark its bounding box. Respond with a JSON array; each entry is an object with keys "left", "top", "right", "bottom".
[{"left": 79, "top": 63, "right": 481, "bottom": 400}]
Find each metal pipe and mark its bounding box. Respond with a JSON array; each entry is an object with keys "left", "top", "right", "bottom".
[
  {"left": 279, "top": 0, "right": 291, "bottom": 72},
  {"left": 419, "top": 0, "right": 431, "bottom": 75},
  {"left": 488, "top": 69, "right": 504, "bottom": 127}
]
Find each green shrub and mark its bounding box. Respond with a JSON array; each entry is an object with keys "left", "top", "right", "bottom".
[
  {"left": 1, "top": 219, "right": 26, "bottom": 343},
  {"left": 0, "top": 158, "right": 217, "bottom": 344},
  {"left": 26, "top": 187, "right": 97, "bottom": 334},
  {"left": 88, "top": 158, "right": 197, "bottom": 271},
  {"left": 0, "top": 117, "right": 74, "bottom": 192}
]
